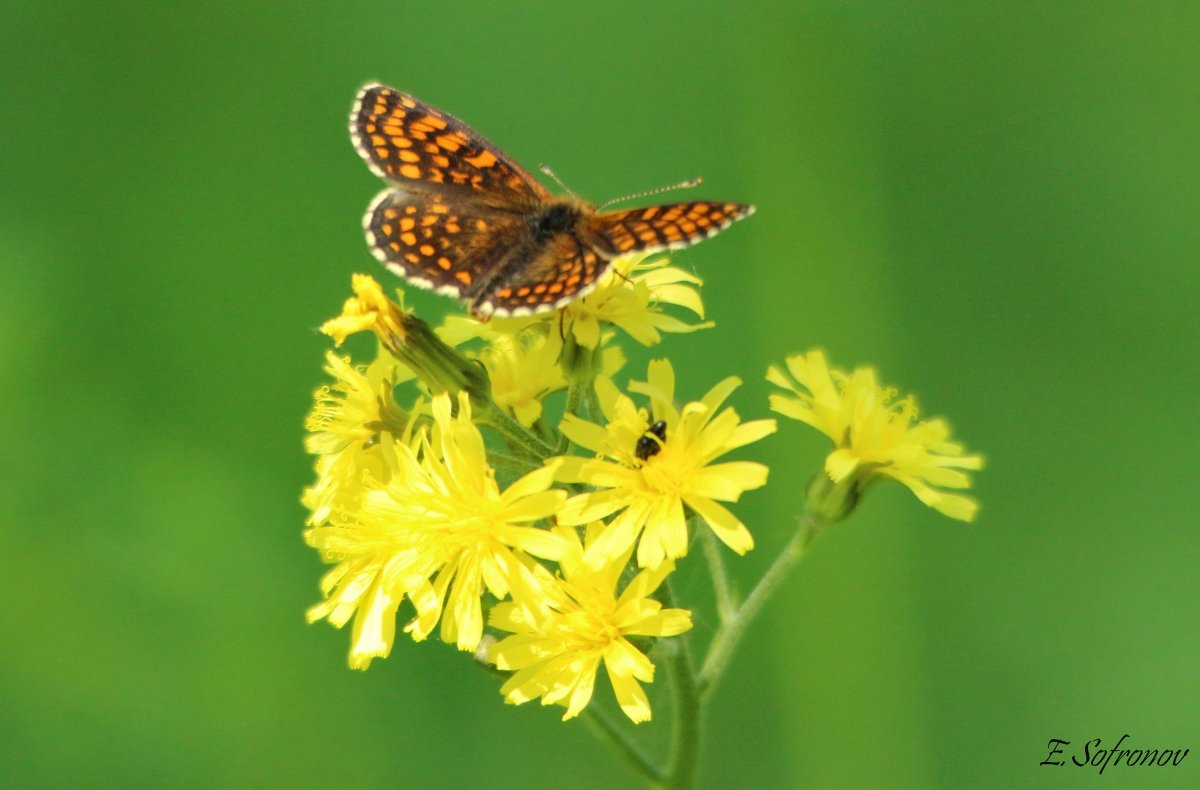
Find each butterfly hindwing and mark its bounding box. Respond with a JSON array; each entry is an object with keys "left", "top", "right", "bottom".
[
  {"left": 474, "top": 233, "right": 610, "bottom": 317},
  {"left": 363, "top": 190, "right": 523, "bottom": 299},
  {"left": 350, "top": 84, "right": 551, "bottom": 207},
  {"left": 588, "top": 201, "right": 756, "bottom": 256}
]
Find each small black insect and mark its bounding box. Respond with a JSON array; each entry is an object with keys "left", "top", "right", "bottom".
[{"left": 634, "top": 420, "right": 668, "bottom": 461}]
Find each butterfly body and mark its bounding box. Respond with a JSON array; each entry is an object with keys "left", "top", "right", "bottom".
[{"left": 350, "top": 84, "right": 754, "bottom": 317}]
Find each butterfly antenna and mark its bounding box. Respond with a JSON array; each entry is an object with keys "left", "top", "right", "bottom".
[
  {"left": 599, "top": 177, "right": 703, "bottom": 210},
  {"left": 540, "top": 163, "right": 578, "bottom": 199}
]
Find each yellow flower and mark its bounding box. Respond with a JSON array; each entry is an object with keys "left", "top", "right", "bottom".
[
  {"left": 440, "top": 254, "right": 711, "bottom": 349},
  {"left": 319, "top": 273, "right": 408, "bottom": 348},
  {"left": 557, "top": 360, "right": 776, "bottom": 569},
  {"left": 480, "top": 330, "right": 567, "bottom": 427},
  {"left": 302, "top": 351, "right": 416, "bottom": 525},
  {"left": 305, "top": 351, "right": 413, "bottom": 456},
  {"left": 489, "top": 524, "right": 692, "bottom": 722},
  {"left": 323, "top": 274, "right": 491, "bottom": 403},
  {"left": 767, "top": 350, "right": 984, "bottom": 522},
  {"left": 305, "top": 392, "right": 568, "bottom": 668}
]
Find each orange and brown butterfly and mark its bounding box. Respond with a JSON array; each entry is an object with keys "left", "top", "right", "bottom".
[{"left": 349, "top": 83, "right": 755, "bottom": 318}]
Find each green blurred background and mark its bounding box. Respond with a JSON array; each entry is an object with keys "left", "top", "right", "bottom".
[{"left": 3, "top": 1, "right": 1197, "bottom": 787}]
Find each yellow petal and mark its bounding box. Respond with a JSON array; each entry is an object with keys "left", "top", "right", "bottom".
[
  {"left": 605, "top": 660, "right": 653, "bottom": 723},
  {"left": 683, "top": 495, "right": 754, "bottom": 555}
]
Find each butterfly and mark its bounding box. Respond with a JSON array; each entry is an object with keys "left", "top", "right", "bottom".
[{"left": 349, "top": 83, "right": 755, "bottom": 318}]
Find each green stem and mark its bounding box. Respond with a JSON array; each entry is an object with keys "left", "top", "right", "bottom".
[
  {"left": 584, "top": 382, "right": 602, "bottom": 422},
  {"left": 699, "top": 528, "right": 736, "bottom": 623},
  {"left": 556, "top": 374, "right": 589, "bottom": 454},
  {"left": 487, "top": 451, "right": 541, "bottom": 476},
  {"left": 697, "top": 513, "right": 824, "bottom": 699},
  {"left": 481, "top": 406, "right": 557, "bottom": 461},
  {"left": 656, "top": 581, "right": 700, "bottom": 790},
  {"left": 582, "top": 706, "right": 664, "bottom": 785},
  {"left": 658, "top": 636, "right": 701, "bottom": 790}
]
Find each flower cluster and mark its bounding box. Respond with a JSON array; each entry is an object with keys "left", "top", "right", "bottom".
[{"left": 302, "top": 252, "right": 983, "bottom": 723}]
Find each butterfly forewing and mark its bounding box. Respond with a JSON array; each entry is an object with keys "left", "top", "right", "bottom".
[
  {"left": 588, "top": 201, "right": 756, "bottom": 257},
  {"left": 364, "top": 190, "right": 523, "bottom": 298},
  {"left": 350, "top": 84, "right": 551, "bottom": 206}
]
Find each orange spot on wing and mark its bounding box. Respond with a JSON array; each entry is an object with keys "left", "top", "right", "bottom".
[
  {"left": 464, "top": 150, "right": 497, "bottom": 168},
  {"left": 456, "top": 271, "right": 472, "bottom": 284},
  {"left": 399, "top": 164, "right": 421, "bottom": 179}
]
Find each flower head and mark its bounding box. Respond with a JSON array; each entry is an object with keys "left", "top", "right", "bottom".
[
  {"left": 305, "top": 351, "right": 413, "bottom": 456},
  {"left": 305, "top": 392, "right": 568, "bottom": 668},
  {"left": 323, "top": 274, "right": 490, "bottom": 403},
  {"left": 479, "top": 330, "right": 567, "bottom": 427},
  {"left": 320, "top": 273, "right": 409, "bottom": 348},
  {"left": 302, "top": 352, "right": 417, "bottom": 524},
  {"left": 489, "top": 524, "right": 692, "bottom": 722},
  {"left": 557, "top": 360, "right": 776, "bottom": 569},
  {"left": 767, "top": 350, "right": 984, "bottom": 522}
]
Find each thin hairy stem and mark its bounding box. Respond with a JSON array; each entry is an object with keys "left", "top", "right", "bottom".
[
  {"left": 699, "top": 527, "right": 736, "bottom": 623},
  {"left": 582, "top": 706, "right": 665, "bottom": 785},
  {"left": 556, "top": 374, "right": 590, "bottom": 454},
  {"left": 697, "top": 513, "right": 823, "bottom": 699},
  {"left": 656, "top": 581, "right": 701, "bottom": 789},
  {"left": 481, "top": 406, "right": 557, "bottom": 460}
]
